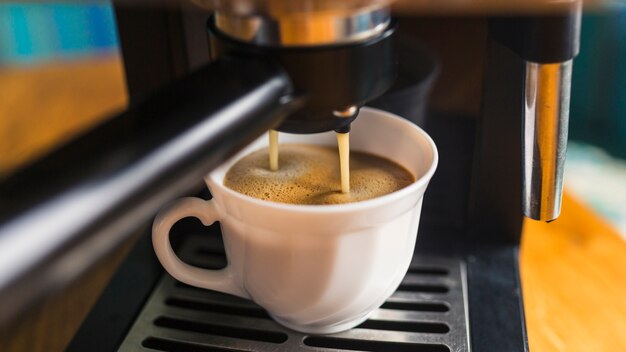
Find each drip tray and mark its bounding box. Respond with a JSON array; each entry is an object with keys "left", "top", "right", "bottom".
[{"left": 119, "top": 236, "right": 470, "bottom": 351}]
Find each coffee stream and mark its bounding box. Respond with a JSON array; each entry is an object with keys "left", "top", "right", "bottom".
[
  {"left": 336, "top": 132, "right": 350, "bottom": 193},
  {"left": 269, "top": 130, "right": 350, "bottom": 193},
  {"left": 269, "top": 130, "right": 279, "bottom": 171}
]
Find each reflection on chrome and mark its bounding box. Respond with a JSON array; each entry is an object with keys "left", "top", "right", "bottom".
[{"left": 523, "top": 60, "right": 572, "bottom": 221}]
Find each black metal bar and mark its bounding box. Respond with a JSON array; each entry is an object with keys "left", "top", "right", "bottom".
[
  {"left": 114, "top": 2, "right": 213, "bottom": 102},
  {"left": 209, "top": 17, "right": 397, "bottom": 134},
  {"left": 467, "top": 245, "right": 528, "bottom": 352},
  {"left": 466, "top": 36, "right": 528, "bottom": 352},
  {"left": 489, "top": 9, "right": 581, "bottom": 64},
  {"left": 0, "top": 55, "right": 296, "bottom": 328},
  {"left": 468, "top": 37, "right": 525, "bottom": 243}
]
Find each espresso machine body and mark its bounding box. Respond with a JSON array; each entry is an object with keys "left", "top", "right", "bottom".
[{"left": 0, "top": 1, "right": 582, "bottom": 351}]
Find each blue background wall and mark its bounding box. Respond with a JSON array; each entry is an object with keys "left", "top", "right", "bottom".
[
  {"left": 570, "top": 7, "right": 626, "bottom": 159},
  {"left": 0, "top": 3, "right": 117, "bottom": 64}
]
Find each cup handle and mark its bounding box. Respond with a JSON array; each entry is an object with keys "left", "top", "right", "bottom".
[{"left": 152, "top": 197, "right": 248, "bottom": 299}]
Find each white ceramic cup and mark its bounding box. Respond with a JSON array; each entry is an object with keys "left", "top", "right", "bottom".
[{"left": 152, "top": 107, "right": 438, "bottom": 334}]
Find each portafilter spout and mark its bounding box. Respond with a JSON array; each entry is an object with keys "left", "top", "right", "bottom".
[{"left": 207, "top": 4, "right": 396, "bottom": 134}]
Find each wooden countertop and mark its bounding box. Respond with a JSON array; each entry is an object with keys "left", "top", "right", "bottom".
[
  {"left": 1, "top": 56, "right": 625, "bottom": 351},
  {"left": 521, "top": 193, "right": 626, "bottom": 351}
]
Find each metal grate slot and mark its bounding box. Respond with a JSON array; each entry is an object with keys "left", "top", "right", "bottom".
[
  {"left": 142, "top": 337, "right": 242, "bottom": 352},
  {"left": 119, "top": 236, "right": 470, "bottom": 351},
  {"left": 407, "top": 267, "right": 449, "bottom": 276},
  {"left": 303, "top": 336, "right": 451, "bottom": 352},
  {"left": 358, "top": 319, "right": 450, "bottom": 333},
  {"left": 185, "top": 245, "right": 228, "bottom": 270},
  {"left": 380, "top": 301, "right": 450, "bottom": 312},
  {"left": 176, "top": 281, "right": 221, "bottom": 291},
  {"left": 397, "top": 283, "right": 450, "bottom": 293},
  {"left": 165, "top": 298, "right": 271, "bottom": 319},
  {"left": 186, "top": 256, "right": 227, "bottom": 270},
  {"left": 154, "top": 316, "right": 289, "bottom": 343}
]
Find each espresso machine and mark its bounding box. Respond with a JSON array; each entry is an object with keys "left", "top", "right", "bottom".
[{"left": 0, "top": 0, "right": 583, "bottom": 351}]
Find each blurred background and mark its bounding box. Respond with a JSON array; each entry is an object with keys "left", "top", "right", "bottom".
[
  {"left": 568, "top": 5, "right": 626, "bottom": 236},
  {"left": 0, "top": 3, "right": 117, "bottom": 64}
]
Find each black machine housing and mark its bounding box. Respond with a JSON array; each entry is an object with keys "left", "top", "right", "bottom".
[{"left": 208, "top": 17, "right": 397, "bottom": 134}]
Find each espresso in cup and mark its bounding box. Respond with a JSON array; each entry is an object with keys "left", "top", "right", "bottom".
[
  {"left": 224, "top": 144, "right": 415, "bottom": 205},
  {"left": 152, "top": 108, "right": 438, "bottom": 334}
]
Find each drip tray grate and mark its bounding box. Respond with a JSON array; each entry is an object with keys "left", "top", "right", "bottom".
[{"left": 119, "top": 237, "right": 470, "bottom": 351}]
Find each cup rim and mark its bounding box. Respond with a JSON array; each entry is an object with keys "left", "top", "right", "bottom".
[{"left": 206, "top": 107, "right": 438, "bottom": 214}]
